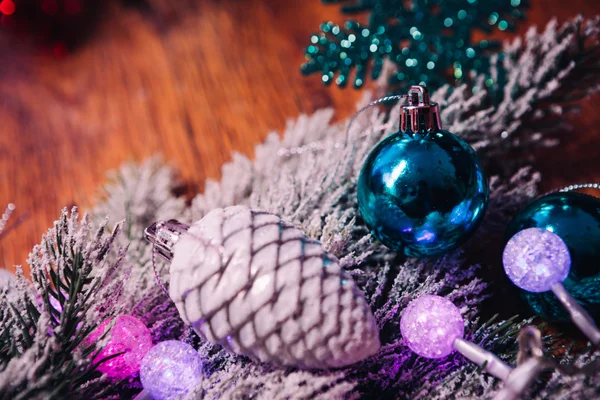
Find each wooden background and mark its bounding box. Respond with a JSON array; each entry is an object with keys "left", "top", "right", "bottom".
[{"left": 1, "top": 0, "right": 599, "bottom": 273}]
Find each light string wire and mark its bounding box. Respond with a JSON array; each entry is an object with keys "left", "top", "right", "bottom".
[
  {"left": 277, "top": 94, "right": 408, "bottom": 158},
  {"left": 494, "top": 322, "right": 600, "bottom": 400}
]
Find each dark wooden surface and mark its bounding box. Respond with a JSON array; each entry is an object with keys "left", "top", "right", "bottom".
[{"left": 1, "top": 0, "right": 599, "bottom": 273}]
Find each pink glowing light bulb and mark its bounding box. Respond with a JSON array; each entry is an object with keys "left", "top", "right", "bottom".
[{"left": 88, "top": 315, "right": 153, "bottom": 379}]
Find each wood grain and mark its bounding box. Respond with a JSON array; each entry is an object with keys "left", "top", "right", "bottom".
[{"left": 1, "top": 0, "right": 599, "bottom": 273}]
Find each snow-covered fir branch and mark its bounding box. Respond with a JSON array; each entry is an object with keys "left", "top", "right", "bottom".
[
  {"left": 0, "top": 208, "right": 127, "bottom": 399},
  {"left": 436, "top": 16, "right": 600, "bottom": 168},
  {"left": 0, "top": 15, "right": 599, "bottom": 400},
  {"left": 93, "top": 156, "right": 186, "bottom": 309}
]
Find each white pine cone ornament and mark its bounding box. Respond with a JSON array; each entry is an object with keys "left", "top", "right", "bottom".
[{"left": 148, "top": 206, "right": 380, "bottom": 369}]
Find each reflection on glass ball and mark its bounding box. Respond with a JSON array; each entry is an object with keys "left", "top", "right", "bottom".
[
  {"left": 400, "top": 295, "right": 464, "bottom": 358},
  {"left": 503, "top": 228, "right": 571, "bottom": 293},
  {"left": 140, "top": 340, "right": 203, "bottom": 400},
  {"left": 89, "top": 315, "right": 153, "bottom": 379}
]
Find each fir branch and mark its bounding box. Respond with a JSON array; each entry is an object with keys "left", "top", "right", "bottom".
[
  {"left": 94, "top": 156, "right": 186, "bottom": 308},
  {"left": 0, "top": 208, "right": 127, "bottom": 399},
  {"left": 435, "top": 16, "right": 600, "bottom": 168}
]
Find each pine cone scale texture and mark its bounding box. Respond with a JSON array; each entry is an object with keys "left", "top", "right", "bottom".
[{"left": 169, "top": 206, "right": 380, "bottom": 369}]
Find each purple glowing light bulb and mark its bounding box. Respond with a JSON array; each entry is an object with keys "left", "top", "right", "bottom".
[
  {"left": 400, "top": 292, "right": 595, "bottom": 398},
  {"left": 502, "top": 228, "right": 571, "bottom": 293},
  {"left": 401, "top": 295, "right": 514, "bottom": 382},
  {"left": 503, "top": 227, "right": 600, "bottom": 345},
  {"left": 140, "top": 340, "right": 203, "bottom": 400},
  {"left": 402, "top": 295, "right": 564, "bottom": 398},
  {"left": 88, "top": 315, "right": 153, "bottom": 379},
  {"left": 400, "top": 295, "right": 465, "bottom": 358}
]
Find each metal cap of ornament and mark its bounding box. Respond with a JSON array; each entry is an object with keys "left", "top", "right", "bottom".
[
  {"left": 400, "top": 86, "right": 442, "bottom": 133},
  {"left": 145, "top": 206, "right": 380, "bottom": 369}
]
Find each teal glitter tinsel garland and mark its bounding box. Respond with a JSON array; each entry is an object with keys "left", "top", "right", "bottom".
[{"left": 301, "top": 0, "right": 528, "bottom": 92}]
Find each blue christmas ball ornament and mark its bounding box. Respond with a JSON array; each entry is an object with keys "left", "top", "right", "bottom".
[
  {"left": 357, "top": 86, "right": 489, "bottom": 257},
  {"left": 503, "top": 190, "right": 600, "bottom": 321}
]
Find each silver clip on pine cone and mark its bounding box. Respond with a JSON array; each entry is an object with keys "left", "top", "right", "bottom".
[{"left": 144, "top": 206, "right": 380, "bottom": 369}]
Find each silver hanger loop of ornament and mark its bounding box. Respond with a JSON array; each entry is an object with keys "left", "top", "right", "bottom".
[
  {"left": 145, "top": 220, "right": 228, "bottom": 298},
  {"left": 342, "top": 94, "right": 408, "bottom": 148},
  {"left": 543, "top": 182, "right": 600, "bottom": 197},
  {"left": 276, "top": 94, "right": 409, "bottom": 158}
]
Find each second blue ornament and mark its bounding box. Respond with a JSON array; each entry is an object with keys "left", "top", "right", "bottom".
[
  {"left": 503, "top": 189, "right": 600, "bottom": 321},
  {"left": 357, "top": 86, "right": 489, "bottom": 257}
]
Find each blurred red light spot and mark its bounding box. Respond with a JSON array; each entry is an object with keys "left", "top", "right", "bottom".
[{"left": 0, "top": 0, "right": 15, "bottom": 15}]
